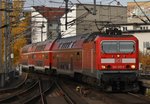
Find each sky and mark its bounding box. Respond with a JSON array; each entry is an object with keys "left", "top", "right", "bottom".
[{"left": 24, "top": 0, "right": 150, "bottom": 9}]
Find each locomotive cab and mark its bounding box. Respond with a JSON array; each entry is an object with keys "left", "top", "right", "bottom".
[{"left": 96, "top": 35, "right": 139, "bottom": 91}]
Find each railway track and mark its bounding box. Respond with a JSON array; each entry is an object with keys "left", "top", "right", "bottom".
[
  {"left": 0, "top": 73, "right": 149, "bottom": 104},
  {"left": 0, "top": 73, "right": 34, "bottom": 100},
  {"left": 28, "top": 75, "right": 88, "bottom": 104},
  {"left": 44, "top": 75, "right": 150, "bottom": 104},
  {"left": 101, "top": 92, "right": 150, "bottom": 104},
  {"left": 0, "top": 73, "right": 51, "bottom": 104},
  {"left": 27, "top": 81, "right": 75, "bottom": 104},
  {"left": 60, "top": 75, "right": 150, "bottom": 104},
  {"left": 0, "top": 73, "right": 28, "bottom": 93},
  {"left": 54, "top": 80, "right": 75, "bottom": 104},
  {"left": 23, "top": 74, "right": 53, "bottom": 104},
  {"left": 0, "top": 81, "right": 39, "bottom": 103},
  {"left": 43, "top": 76, "right": 88, "bottom": 104}
]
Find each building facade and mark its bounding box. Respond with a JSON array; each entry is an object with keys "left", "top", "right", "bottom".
[
  {"left": 120, "top": 23, "right": 150, "bottom": 53},
  {"left": 31, "top": 6, "right": 64, "bottom": 43},
  {"left": 61, "top": 4, "right": 127, "bottom": 37},
  {"left": 127, "top": 1, "right": 150, "bottom": 23}
]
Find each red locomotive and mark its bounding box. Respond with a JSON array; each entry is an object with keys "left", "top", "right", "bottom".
[{"left": 20, "top": 32, "right": 139, "bottom": 91}]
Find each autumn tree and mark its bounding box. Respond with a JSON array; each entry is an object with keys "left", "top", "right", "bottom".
[
  {"left": 11, "top": 0, "right": 30, "bottom": 64},
  {"left": 1, "top": 0, "right": 29, "bottom": 65},
  {"left": 139, "top": 51, "right": 150, "bottom": 70}
]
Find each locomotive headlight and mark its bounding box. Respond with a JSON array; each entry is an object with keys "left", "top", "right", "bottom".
[
  {"left": 131, "top": 65, "right": 135, "bottom": 69},
  {"left": 117, "top": 55, "right": 120, "bottom": 58},
  {"left": 102, "top": 65, "right": 106, "bottom": 69}
]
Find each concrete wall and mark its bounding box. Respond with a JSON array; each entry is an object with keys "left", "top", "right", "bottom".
[{"left": 60, "top": 4, "right": 127, "bottom": 37}]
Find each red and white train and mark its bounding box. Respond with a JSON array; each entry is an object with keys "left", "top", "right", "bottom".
[{"left": 20, "top": 32, "right": 139, "bottom": 91}]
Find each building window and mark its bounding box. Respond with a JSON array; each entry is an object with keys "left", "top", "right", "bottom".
[
  {"left": 123, "top": 27, "right": 127, "bottom": 31},
  {"left": 140, "top": 26, "right": 148, "bottom": 30}
]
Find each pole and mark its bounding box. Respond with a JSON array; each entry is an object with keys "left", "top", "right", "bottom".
[
  {"left": 57, "top": 17, "right": 61, "bottom": 39},
  {"left": 93, "top": 0, "right": 96, "bottom": 15},
  {"left": 4, "top": 0, "right": 9, "bottom": 81},
  {"left": 4, "top": 0, "right": 12, "bottom": 82},
  {"left": 8, "top": 0, "right": 13, "bottom": 73},
  {"left": 41, "top": 22, "right": 44, "bottom": 42},
  {"left": 0, "top": 0, "right": 5, "bottom": 87},
  {"left": 65, "top": 0, "right": 68, "bottom": 30},
  {"left": 41, "top": 26, "right": 43, "bottom": 42}
]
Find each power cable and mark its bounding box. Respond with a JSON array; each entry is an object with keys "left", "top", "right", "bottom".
[
  {"left": 0, "top": 13, "right": 41, "bottom": 29},
  {"left": 118, "top": 0, "right": 148, "bottom": 24},
  {"left": 11, "top": 26, "right": 32, "bottom": 44},
  {"left": 76, "top": 0, "right": 93, "bottom": 14},
  {"left": 133, "top": 0, "right": 150, "bottom": 23}
]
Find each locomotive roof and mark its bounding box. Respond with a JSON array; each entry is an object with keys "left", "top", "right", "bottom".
[
  {"left": 58, "top": 32, "right": 135, "bottom": 42},
  {"left": 53, "top": 32, "right": 135, "bottom": 50}
]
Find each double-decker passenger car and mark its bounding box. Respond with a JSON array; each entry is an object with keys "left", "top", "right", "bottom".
[{"left": 20, "top": 32, "right": 139, "bottom": 91}]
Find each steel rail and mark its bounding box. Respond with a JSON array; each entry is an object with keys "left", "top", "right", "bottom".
[
  {"left": 38, "top": 79, "right": 46, "bottom": 104},
  {"left": 0, "top": 73, "right": 28, "bottom": 93},
  {"left": 23, "top": 80, "right": 55, "bottom": 104},
  {"left": 0, "top": 81, "right": 38, "bottom": 103},
  {"left": 55, "top": 80, "right": 75, "bottom": 104}
]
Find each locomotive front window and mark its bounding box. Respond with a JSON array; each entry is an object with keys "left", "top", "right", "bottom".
[
  {"left": 119, "top": 41, "right": 134, "bottom": 53},
  {"left": 102, "top": 41, "right": 135, "bottom": 53},
  {"left": 102, "top": 41, "right": 118, "bottom": 53}
]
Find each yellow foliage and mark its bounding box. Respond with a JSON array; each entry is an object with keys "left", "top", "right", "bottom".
[
  {"left": 139, "top": 51, "right": 150, "bottom": 70},
  {"left": 1, "top": 0, "right": 29, "bottom": 65},
  {"left": 13, "top": 38, "right": 27, "bottom": 64},
  {"left": 11, "top": 0, "right": 29, "bottom": 64}
]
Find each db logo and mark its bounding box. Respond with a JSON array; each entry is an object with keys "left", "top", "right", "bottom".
[{"left": 115, "top": 58, "right": 122, "bottom": 63}]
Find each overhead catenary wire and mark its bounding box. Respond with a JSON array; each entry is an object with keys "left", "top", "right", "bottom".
[
  {"left": 117, "top": 0, "right": 148, "bottom": 24},
  {"left": 76, "top": 0, "right": 93, "bottom": 14},
  {"left": 22, "top": 0, "right": 149, "bottom": 37},
  {"left": 61, "top": 0, "right": 122, "bottom": 35},
  {"left": 1, "top": 4, "right": 65, "bottom": 30},
  {"left": 133, "top": 0, "right": 150, "bottom": 23},
  {"left": 62, "top": 0, "right": 149, "bottom": 36},
  {"left": 1, "top": 1, "right": 63, "bottom": 43},
  {"left": 0, "top": 13, "right": 41, "bottom": 29}
]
